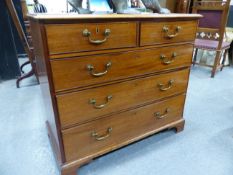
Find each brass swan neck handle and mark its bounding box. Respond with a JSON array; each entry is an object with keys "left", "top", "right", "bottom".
[
  {"left": 91, "top": 127, "right": 113, "bottom": 141},
  {"left": 83, "top": 28, "right": 111, "bottom": 44},
  {"left": 160, "top": 52, "right": 177, "bottom": 65},
  {"left": 155, "top": 108, "right": 170, "bottom": 119},
  {"left": 87, "top": 61, "right": 112, "bottom": 77},
  {"left": 163, "top": 26, "right": 182, "bottom": 39},
  {"left": 89, "top": 95, "right": 113, "bottom": 109},
  {"left": 158, "top": 80, "right": 174, "bottom": 91}
]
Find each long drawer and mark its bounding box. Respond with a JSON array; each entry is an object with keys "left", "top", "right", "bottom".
[
  {"left": 51, "top": 44, "right": 193, "bottom": 92},
  {"left": 140, "top": 21, "right": 197, "bottom": 46},
  {"left": 45, "top": 22, "right": 137, "bottom": 55},
  {"left": 62, "top": 94, "right": 185, "bottom": 162},
  {"left": 57, "top": 69, "right": 189, "bottom": 128}
]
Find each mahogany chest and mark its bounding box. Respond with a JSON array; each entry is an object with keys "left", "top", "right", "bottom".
[{"left": 29, "top": 14, "right": 201, "bottom": 175}]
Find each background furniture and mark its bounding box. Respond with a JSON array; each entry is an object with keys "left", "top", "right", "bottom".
[
  {"left": 227, "top": 5, "right": 233, "bottom": 63},
  {"left": 12, "top": 0, "right": 26, "bottom": 57},
  {"left": 0, "top": 0, "right": 21, "bottom": 81},
  {"left": 192, "top": 0, "right": 231, "bottom": 77},
  {"left": 166, "top": 0, "right": 191, "bottom": 13},
  {"left": 29, "top": 13, "right": 200, "bottom": 175},
  {"left": 176, "top": 0, "right": 191, "bottom": 13},
  {"left": 19, "top": 0, "right": 33, "bottom": 74},
  {"left": 5, "top": 0, "right": 39, "bottom": 87}
]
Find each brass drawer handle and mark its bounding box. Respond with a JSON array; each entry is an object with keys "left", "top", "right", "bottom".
[
  {"left": 160, "top": 52, "right": 177, "bottom": 65},
  {"left": 83, "top": 28, "right": 111, "bottom": 44},
  {"left": 89, "top": 95, "right": 113, "bottom": 109},
  {"left": 163, "top": 26, "right": 182, "bottom": 39},
  {"left": 91, "top": 127, "right": 112, "bottom": 141},
  {"left": 87, "top": 61, "right": 112, "bottom": 77},
  {"left": 158, "top": 80, "right": 174, "bottom": 91},
  {"left": 155, "top": 108, "right": 170, "bottom": 119}
]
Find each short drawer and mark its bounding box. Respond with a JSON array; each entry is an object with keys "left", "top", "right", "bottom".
[
  {"left": 57, "top": 69, "right": 189, "bottom": 128},
  {"left": 45, "top": 22, "right": 137, "bottom": 55},
  {"left": 51, "top": 44, "right": 193, "bottom": 92},
  {"left": 62, "top": 94, "right": 185, "bottom": 162},
  {"left": 140, "top": 21, "right": 197, "bottom": 46}
]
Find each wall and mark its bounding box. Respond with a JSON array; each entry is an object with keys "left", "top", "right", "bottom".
[
  {"left": 26, "top": 0, "right": 233, "bottom": 13},
  {"left": 26, "top": 0, "right": 67, "bottom": 13},
  {"left": 26, "top": 0, "right": 169, "bottom": 13}
]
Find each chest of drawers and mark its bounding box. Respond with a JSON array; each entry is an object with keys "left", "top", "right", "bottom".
[{"left": 29, "top": 14, "right": 201, "bottom": 175}]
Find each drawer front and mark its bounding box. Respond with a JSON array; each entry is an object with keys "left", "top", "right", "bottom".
[
  {"left": 62, "top": 94, "right": 185, "bottom": 162},
  {"left": 46, "top": 22, "right": 137, "bottom": 55},
  {"left": 140, "top": 21, "right": 197, "bottom": 46},
  {"left": 51, "top": 44, "right": 193, "bottom": 92},
  {"left": 57, "top": 69, "right": 189, "bottom": 128}
]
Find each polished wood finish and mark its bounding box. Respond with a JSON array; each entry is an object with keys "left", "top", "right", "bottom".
[
  {"left": 30, "top": 20, "right": 65, "bottom": 164},
  {"left": 61, "top": 120, "right": 185, "bottom": 175},
  {"left": 57, "top": 69, "right": 189, "bottom": 128},
  {"left": 28, "top": 13, "right": 202, "bottom": 20},
  {"left": 46, "top": 22, "right": 137, "bottom": 55},
  {"left": 176, "top": 0, "right": 191, "bottom": 13},
  {"left": 63, "top": 94, "right": 186, "bottom": 162},
  {"left": 140, "top": 21, "right": 197, "bottom": 46},
  {"left": 51, "top": 44, "right": 193, "bottom": 92},
  {"left": 166, "top": 1, "right": 176, "bottom": 12},
  {"left": 29, "top": 14, "right": 201, "bottom": 175}
]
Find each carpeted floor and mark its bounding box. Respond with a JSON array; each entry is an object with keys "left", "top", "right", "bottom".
[{"left": 0, "top": 65, "right": 233, "bottom": 175}]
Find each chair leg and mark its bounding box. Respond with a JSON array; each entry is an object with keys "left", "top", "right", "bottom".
[
  {"left": 211, "top": 51, "right": 222, "bottom": 78},
  {"left": 193, "top": 48, "right": 198, "bottom": 66},
  {"left": 16, "top": 69, "right": 34, "bottom": 88},
  {"left": 20, "top": 60, "right": 30, "bottom": 74},
  {"left": 220, "top": 49, "right": 228, "bottom": 71}
]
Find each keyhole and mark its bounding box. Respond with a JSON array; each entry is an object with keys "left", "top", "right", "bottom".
[{"left": 96, "top": 28, "right": 99, "bottom": 33}]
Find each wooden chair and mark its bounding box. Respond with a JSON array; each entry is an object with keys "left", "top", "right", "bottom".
[
  {"left": 176, "top": 0, "right": 192, "bottom": 13},
  {"left": 192, "top": 0, "right": 231, "bottom": 77},
  {"left": 19, "top": 0, "right": 35, "bottom": 74},
  {"left": 5, "top": 0, "right": 39, "bottom": 87}
]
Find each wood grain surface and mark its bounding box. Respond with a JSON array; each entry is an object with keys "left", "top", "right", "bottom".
[
  {"left": 46, "top": 22, "right": 137, "bottom": 54},
  {"left": 28, "top": 13, "right": 202, "bottom": 20},
  {"left": 57, "top": 69, "right": 189, "bottom": 128},
  {"left": 51, "top": 44, "right": 193, "bottom": 92},
  {"left": 62, "top": 94, "right": 186, "bottom": 162},
  {"left": 141, "top": 20, "right": 198, "bottom": 46},
  {"left": 28, "top": 14, "right": 200, "bottom": 175}
]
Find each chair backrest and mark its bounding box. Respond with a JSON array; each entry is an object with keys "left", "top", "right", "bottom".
[
  {"left": 192, "top": 0, "right": 230, "bottom": 48},
  {"left": 176, "top": 0, "right": 191, "bottom": 13},
  {"left": 20, "top": 0, "right": 28, "bottom": 20},
  {"left": 5, "top": 0, "right": 32, "bottom": 56}
]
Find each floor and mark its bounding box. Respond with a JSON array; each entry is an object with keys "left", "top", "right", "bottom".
[{"left": 0, "top": 65, "right": 233, "bottom": 175}]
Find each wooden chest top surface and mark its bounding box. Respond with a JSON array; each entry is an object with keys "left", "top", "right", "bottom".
[{"left": 28, "top": 13, "right": 202, "bottom": 22}]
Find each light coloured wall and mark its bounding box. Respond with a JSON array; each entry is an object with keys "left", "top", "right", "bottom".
[
  {"left": 159, "top": 0, "right": 167, "bottom": 8},
  {"left": 27, "top": 0, "right": 169, "bottom": 13},
  {"left": 27, "top": 0, "right": 233, "bottom": 13},
  {"left": 26, "top": 0, "right": 67, "bottom": 13}
]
